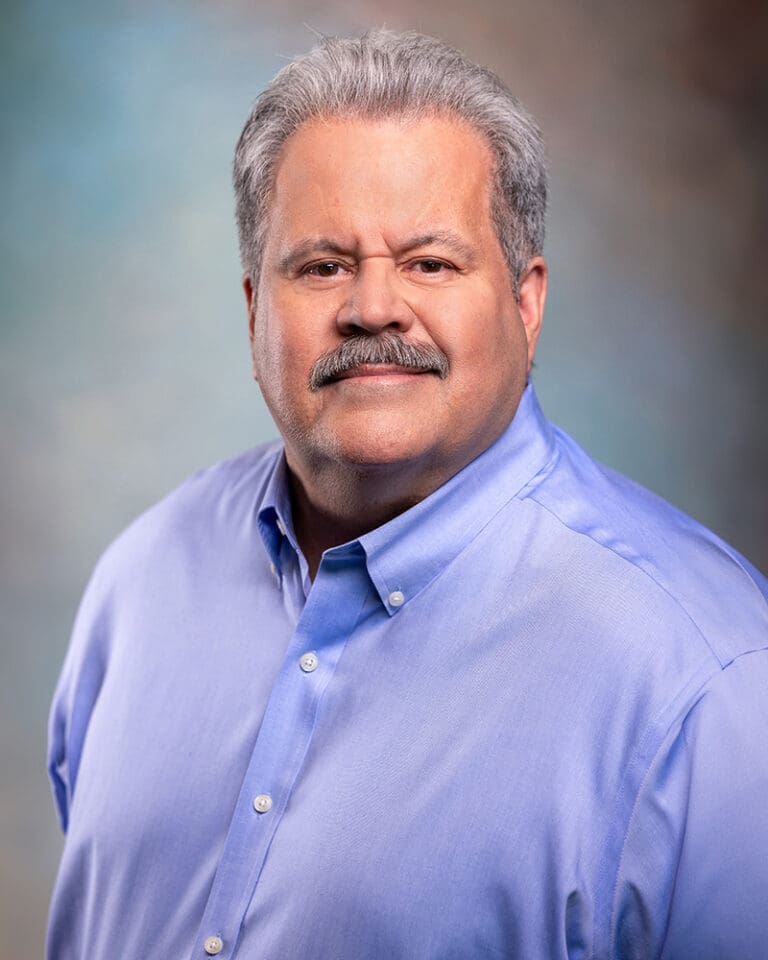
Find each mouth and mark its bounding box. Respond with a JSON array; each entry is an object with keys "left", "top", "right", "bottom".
[{"left": 331, "top": 363, "right": 435, "bottom": 383}]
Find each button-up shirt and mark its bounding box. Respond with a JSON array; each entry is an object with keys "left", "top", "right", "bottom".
[{"left": 47, "top": 384, "right": 768, "bottom": 959}]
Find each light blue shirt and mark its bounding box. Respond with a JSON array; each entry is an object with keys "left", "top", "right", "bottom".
[{"left": 48, "top": 384, "right": 768, "bottom": 959}]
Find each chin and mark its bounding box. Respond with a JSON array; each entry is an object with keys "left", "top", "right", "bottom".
[
  {"left": 335, "top": 442, "right": 431, "bottom": 470},
  {"left": 318, "top": 426, "right": 439, "bottom": 470}
]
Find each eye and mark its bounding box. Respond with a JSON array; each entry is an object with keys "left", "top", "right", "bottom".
[
  {"left": 411, "top": 258, "right": 453, "bottom": 275},
  {"left": 303, "top": 261, "right": 346, "bottom": 278}
]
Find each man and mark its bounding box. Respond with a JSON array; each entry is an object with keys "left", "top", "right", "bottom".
[{"left": 48, "top": 29, "right": 768, "bottom": 960}]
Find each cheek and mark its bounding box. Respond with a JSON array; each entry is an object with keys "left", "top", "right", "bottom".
[
  {"left": 261, "top": 291, "right": 332, "bottom": 360},
  {"left": 253, "top": 325, "right": 329, "bottom": 417},
  {"left": 436, "top": 300, "right": 523, "bottom": 367}
]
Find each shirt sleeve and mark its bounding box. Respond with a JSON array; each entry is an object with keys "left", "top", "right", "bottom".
[
  {"left": 612, "top": 648, "right": 768, "bottom": 960},
  {"left": 47, "top": 560, "right": 112, "bottom": 834}
]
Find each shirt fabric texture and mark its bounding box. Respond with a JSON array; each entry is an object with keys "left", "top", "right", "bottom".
[{"left": 47, "top": 383, "right": 768, "bottom": 959}]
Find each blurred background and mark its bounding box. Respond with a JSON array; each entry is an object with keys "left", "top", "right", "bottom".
[{"left": 2, "top": 0, "right": 766, "bottom": 953}]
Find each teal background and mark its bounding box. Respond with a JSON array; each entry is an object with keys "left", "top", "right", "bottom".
[{"left": 2, "top": 1, "right": 766, "bottom": 953}]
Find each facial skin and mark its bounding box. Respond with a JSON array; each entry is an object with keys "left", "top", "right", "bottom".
[{"left": 244, "top": 114, "right": 547, "bottom": 572}]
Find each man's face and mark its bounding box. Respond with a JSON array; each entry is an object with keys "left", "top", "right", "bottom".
[{"left": 246, "top": 114, "right": 546, "bottom": 484}]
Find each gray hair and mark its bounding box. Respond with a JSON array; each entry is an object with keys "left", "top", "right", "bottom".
[{"left": 233, "top": 29, "right": 547, "bottom": 297}]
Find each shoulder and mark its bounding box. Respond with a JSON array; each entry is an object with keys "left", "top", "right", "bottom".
[
  {"left": 52, "top": 439, "right": 284, "bottom": 726},
  {"left": 523, "top": 423, "right": 768, "bottom": 667},
  {"left": 521, "top": 425, "right": 768, "bottom": 955},
  {"left": 98, "top": 440, "right": 282, "bottom": 569}
]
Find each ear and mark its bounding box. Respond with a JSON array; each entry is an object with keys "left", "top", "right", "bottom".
[
  {"left": 516, "top": 257, "right": 548, "bottom": 372},
  {"left": 242, "top": 273, "right": 259, "bottom": 380},
  {"left": 243, "top": 272, "right": 256, "bottom": 339}
]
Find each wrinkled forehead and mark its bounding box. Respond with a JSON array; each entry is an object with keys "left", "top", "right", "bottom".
[{"left": 261, "top": 112, "right": 500, "bottom": 257}]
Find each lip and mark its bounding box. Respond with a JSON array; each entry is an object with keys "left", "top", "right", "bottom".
[{"left": 331, "top": 364, "right": 433, "bottom": 382}]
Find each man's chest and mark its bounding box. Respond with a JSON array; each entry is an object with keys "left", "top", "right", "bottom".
[{"left": 65, "top": 565, "right": 645, "bottom": 959}]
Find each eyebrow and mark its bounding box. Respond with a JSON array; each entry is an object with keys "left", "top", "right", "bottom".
[
  {"left": 405, "top": 232, "right": 478, "bottom": 265},
  {"left": 277, "top": 231, "right": 478, "bottom": 274},
  {"left": 277, "top": 239, "right": 350, "bottom": 274}
]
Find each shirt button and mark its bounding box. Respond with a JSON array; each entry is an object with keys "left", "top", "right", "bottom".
[
  {"left": 276, "top": 517, "right": 286, "bottom": 536},
  {"left": 388, "top": 590, "right": 405, "bottom": 607},
  {"left": 299, "top": 652, "right": 318, "bottom": 673},
  {"left": 253, "top": 793, "right": 273, "bottom": 814},
  {"left": 204, "top": 936, "right": 223, "bottom": 955}
]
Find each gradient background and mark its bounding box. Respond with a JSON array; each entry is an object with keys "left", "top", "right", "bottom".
[{"left": 2, "top": 1, "right": 766, "bottom": 954}]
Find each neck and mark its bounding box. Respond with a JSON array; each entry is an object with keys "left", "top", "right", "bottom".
[{"left": 286, "top": 457, "right": 448, "bottom": 580}]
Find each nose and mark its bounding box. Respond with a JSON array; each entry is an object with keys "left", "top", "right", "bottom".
[{"left": 336, "top": 259, "right": 415, "bottom": 336}]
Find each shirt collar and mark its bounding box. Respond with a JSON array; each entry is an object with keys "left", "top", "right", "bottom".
[
  {"left": 257, "top": 455, "right": 300, "bottom": 577},
  {"left": 257, "top": 382, "right": 557, "bottom": 611},
  {"left": 360, "top": 382, "right": 556, "bottom": 614}
]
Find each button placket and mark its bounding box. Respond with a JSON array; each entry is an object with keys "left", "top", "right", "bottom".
[{"left": 190, "top": 549, "right": 372, "bottom": 957}]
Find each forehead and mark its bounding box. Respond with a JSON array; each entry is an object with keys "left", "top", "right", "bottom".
[{"left": 263, "top": 113, "right": 499, "bottom": 254}]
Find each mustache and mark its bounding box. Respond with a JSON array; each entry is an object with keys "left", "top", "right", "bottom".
[{"left": 309, "top": 332, "right": 450, "bottom": 391}]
